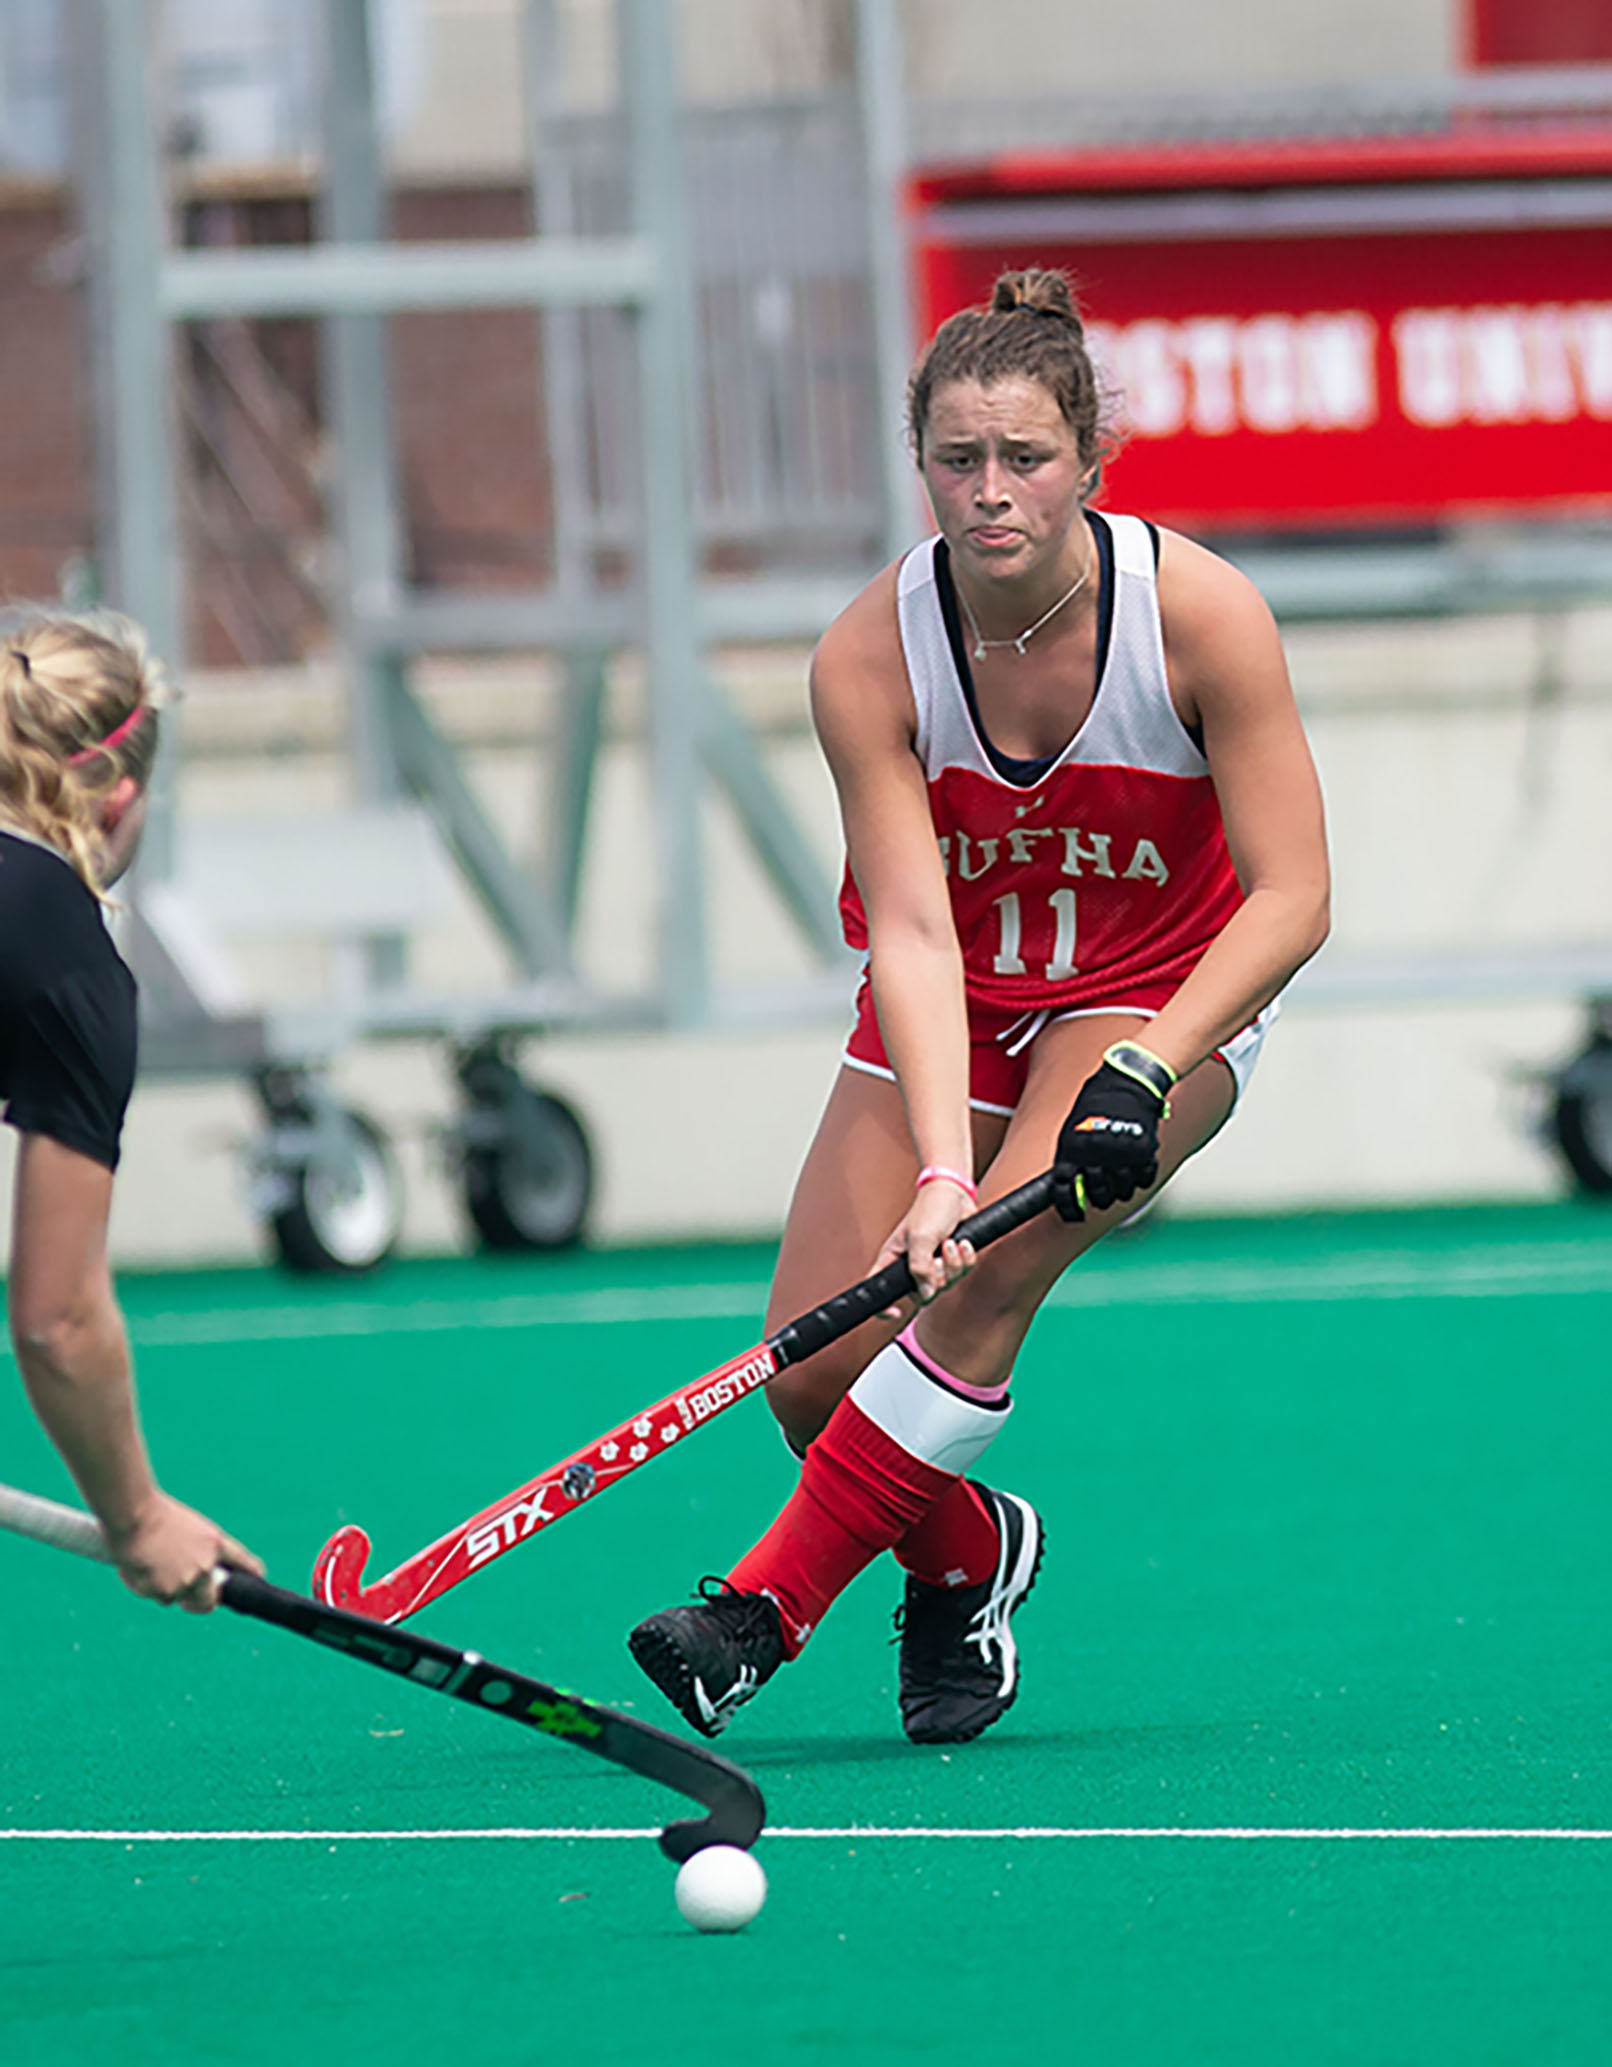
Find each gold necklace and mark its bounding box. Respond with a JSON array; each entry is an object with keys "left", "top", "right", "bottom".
[{"left": 955, "top": 561, "right": 1090, "bottom": 660}]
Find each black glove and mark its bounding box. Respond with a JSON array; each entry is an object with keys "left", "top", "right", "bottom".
[{"left": 1052, "top": 1043, "right": 1175, "bottom": 1222}]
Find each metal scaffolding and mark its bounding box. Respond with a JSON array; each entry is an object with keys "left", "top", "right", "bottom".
[
  {"left": 71, "top": 0, "right": 906, "bottom": 1082},
  {"left": 63, "top": 0, "right": 917, "bottom": 1266}
]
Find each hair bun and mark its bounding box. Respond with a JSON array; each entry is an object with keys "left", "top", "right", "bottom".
[
  {"left": 906, "top": 262, "right": 1107, "bottom": 481},
  {"left": 990, "top": 268, "right": 1080, "bottom": 325}
]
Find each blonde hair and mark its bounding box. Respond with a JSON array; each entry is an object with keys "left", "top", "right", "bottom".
[
  {"left": 906, "top": 266, "right": 1115, "bottom": 489},
  {"left": 0, "top": 609, "right": 170, "bottom": 894}
]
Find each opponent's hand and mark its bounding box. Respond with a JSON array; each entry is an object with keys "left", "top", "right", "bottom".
[
  {"left": 1052, "top": 1044, "right": 1174, "bottom": 1222},
  {"left": 874, "top": 1178, "right": 977, "bottom": 1316},
  {"left": 106, "top": 1494, "right": 264, "bottom": 1613}
]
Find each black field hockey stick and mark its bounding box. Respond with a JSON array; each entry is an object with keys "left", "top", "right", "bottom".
[
  {"left": 0, "top": 1483, "right": 764, "bottom": 1862},
  {"left": 313, "top": 1170, "right": 1057, "bottom": 1622}
]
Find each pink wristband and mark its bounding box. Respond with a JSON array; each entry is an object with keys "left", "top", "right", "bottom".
[{"left": 915, "top": 1164, "right": 978, "bottom": 1203}]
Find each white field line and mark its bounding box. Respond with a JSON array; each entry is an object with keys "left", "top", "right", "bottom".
[
  {"left": 97, "top": 1243, "right": 1612, "bottom": 1351},
  {"left": 2, "top": 1825, "right": 1610, "bottom": 1844},
  {"left": 124, "top": 1283, "right": 771, "bottom": 1347}
]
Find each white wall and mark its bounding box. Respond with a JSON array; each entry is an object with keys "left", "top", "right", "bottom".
[
  {"left": 385, "top": 0, "right": 1464, "bottom": 170},
  {"left": 900, "top": 0, "right": 1458, "bottom": 96}
]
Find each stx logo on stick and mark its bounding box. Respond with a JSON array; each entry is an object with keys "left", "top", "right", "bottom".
[{"left": 465, "top": 1488, "right": 557, "bottom": 1569}]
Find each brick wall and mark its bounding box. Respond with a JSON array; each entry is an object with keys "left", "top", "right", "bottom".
[
  {"left": 0, "top": 185, "right": 95, "bottom": 610},
  {"left": 391, "top": 186, "right": 552, "bottom": 594},
  {"left": 0, "top": 178, "right": 556, "bottom": 668}
]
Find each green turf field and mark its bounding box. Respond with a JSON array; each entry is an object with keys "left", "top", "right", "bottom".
[{"left": 3, "top": 1203, "right": 1610, "bottom": 2065}]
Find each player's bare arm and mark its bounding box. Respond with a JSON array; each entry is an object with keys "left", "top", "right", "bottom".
[
  {"left": 810, "top": 575, "right": 978, "bottom": 1295},
  {"left": 0, "top": 621, "right": 261, "bottom": 1612},
  {"left": 1137, "top": 529, "right": 1331, "bottom": 1078},
  {"left": 8, "top": 1133, "right": 260, "bottom": 1609}
]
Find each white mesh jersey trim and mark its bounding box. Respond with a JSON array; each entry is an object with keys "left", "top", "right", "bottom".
[
  {"left": 1071, "top": 514, "right": 1206, "bottom": 779},
  {"left": 895, "top": 517, "right": 1209, "bottom": 786}
]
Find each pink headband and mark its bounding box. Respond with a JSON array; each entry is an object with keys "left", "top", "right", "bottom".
[
  {"left": 67, "top": 702, "right": 149, "bottom": 766},
  {"left": 8, "top": 647, "right": 150, "bottom": 767}
]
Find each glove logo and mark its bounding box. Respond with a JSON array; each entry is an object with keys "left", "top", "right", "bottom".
[{"left": 1071, "top": 1115, "right": 1145, "bottom": 1138}]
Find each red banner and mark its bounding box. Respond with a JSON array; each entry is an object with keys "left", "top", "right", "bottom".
[{"left": 914, "top": 140, "right": 1612, "bottom": 530}]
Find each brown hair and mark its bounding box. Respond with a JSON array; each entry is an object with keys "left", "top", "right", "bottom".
[
  {"left": 906, "top": 267, "right": 1113, "bottom": 487},
  {"left": 0, "top": 609, "right": 169, "bottom": 893}
]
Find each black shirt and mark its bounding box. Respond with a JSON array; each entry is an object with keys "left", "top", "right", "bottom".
[{"left": 0, "top": 830, "right": 138, "bottom": 1171}]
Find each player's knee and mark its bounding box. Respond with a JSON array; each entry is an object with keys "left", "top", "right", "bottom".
[
  {"left": 764, "top": 1375, "right": 829, "bottom": 1450},
  {"left": 765, "top": 1344, "right": 866, "bottom": 1449}
]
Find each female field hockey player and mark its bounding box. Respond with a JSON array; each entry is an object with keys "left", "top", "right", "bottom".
[
  {"left": 0, "top": 615, "right": 260, "bottom": 1610},
  {"left": 630, "top": 267, "right": 1330, "bottom": 1744}
]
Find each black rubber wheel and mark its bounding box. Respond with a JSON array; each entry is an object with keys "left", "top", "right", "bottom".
[
  {"left": 270, "top": 1110, "right": 404, "bottom": 1273},
  {"left": 1550, "top": 1082, "right": 1612, "bottom": 1196},
  {"left": 464, "top": 1088, "right": 592, "bottom": 1251}
]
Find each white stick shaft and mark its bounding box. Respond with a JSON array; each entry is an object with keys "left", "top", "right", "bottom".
[{"left": 0, "top": 1483, "right": 111, "bottom": 1563}]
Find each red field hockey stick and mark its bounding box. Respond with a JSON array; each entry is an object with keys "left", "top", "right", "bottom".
[{"left": 312, "top": 1170, "right": 1056, "bottom": 1624}]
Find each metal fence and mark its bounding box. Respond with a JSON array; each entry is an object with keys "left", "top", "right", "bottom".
[{"left": 538, "top": 96, "right": 884, "bottom": 581}]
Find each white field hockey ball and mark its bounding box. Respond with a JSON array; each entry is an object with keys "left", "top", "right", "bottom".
[{"left": 674, "top": 1844, "right": 768, "bottom": 1933}]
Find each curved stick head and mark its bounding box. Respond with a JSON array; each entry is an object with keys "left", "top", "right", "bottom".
[
  {"left": 312, "top": 1525, "right": 373, "bottom": 1608},
  {"left": 656, "top": 1768, "right": 766, "bottom": 1864}
]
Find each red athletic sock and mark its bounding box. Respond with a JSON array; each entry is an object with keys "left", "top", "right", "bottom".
[
  {"left": 728, "top": 1397, "right": 953, "bottom": 1655},
  {"left": 893, "top": 1476, "right": 1000, "bottom": 1590},
  {"left": 727, "top": 1332, "right": 1011, "bottom": 1654}
]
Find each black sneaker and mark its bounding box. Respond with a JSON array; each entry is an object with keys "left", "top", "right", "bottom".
[
  {"left": 628, "top": 1578, "right": 786, "bottom": 1739},
  {"left": 894, "top": 1483, "right": 1043, "bottom": 1745}
]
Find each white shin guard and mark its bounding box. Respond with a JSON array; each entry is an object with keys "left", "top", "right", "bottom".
[{"left": 848, "top": 1337, "right": 1011, "bottom": 1477}]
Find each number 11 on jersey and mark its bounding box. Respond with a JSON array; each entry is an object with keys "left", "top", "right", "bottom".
[{"left": 992, "top": 888, "right": 1078, "bottom": 980}]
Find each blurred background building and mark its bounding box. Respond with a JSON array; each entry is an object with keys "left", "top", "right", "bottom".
[{"left": 1, "top": 0, "right": 1610, "bottom": 1267}]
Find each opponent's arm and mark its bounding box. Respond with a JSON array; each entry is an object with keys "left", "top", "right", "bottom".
[
  {"left": 8, "top": 1133, "right": 260, "bottom": 1608},
  {"left": 1052, "top": 534, "right": 1329, "bottom": 1220},
  {"left": 811, "top": 579, "right": 976, "bottom": 1293}
]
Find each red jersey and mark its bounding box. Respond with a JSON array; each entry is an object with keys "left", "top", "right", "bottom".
[{"left": 838, "top": 511, "right": 1245, "bottom": 1013}]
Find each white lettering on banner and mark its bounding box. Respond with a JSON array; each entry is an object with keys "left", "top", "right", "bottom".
[
  {"left": 1091, "top": 302, "right": 1612, "bottom": 437},
  {"left": 1113, "top": 319, "right": 1183, "bottom": 435},
  {"left": 1393, "top": 309, "right": 1460, "bottom": 426},
  {"left": 1527, "top": 309, "right": 1583, "bottom": 421},
  {"left": 1089, "top": 312, "right": 1377, "bottom": 439},
  {"left": 1395, "top": 304, "right": 1612, "bottom": 428},
  {"left": 1240, "top": 315, "right": 1303, "bottom": 433},
  {"left": 1580, "top": 308, "right": 1612, "bottom": 412},
  {"left": 1304, "top": 315, "right": 1380, "bottom": 430},
  {"left": 1178, "top": 319, "right": 1238, "bottom": 434}
]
